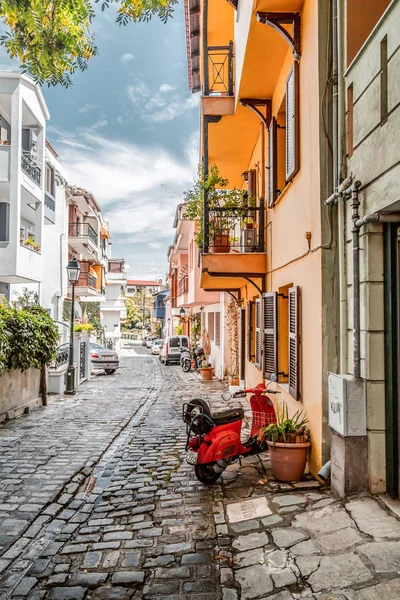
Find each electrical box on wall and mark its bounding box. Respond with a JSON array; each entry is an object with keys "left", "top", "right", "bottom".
[{"left": 328, "top": 373, "right": 366, "bottom": 437}]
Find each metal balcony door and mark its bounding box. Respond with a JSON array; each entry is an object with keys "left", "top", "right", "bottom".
[{"left": 240, "top": 308, "right": 246, "bottom": 382}]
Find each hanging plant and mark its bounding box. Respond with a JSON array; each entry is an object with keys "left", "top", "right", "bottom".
[{"left": 184, "top": 164, "right": 250, "bottom": 249}]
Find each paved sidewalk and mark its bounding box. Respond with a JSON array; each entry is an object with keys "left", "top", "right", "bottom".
[{"left": 2, "top": 345, "right": 400, "bottom": 599}]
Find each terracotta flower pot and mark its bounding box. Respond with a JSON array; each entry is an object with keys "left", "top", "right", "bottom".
[
  {"left": 267, "top": 441, "right": 311, "bottom": 482},
  {"left": 209, "top": 234, "right": 230, "bottom": 254},
  {"left": 200, "top": 367, "right": 214, "bottom": 381},
  {"left": 229, "top": 376, "right": 239, "bottom": 386}
]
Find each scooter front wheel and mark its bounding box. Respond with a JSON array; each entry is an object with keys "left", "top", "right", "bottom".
[
  {"left": 195, "top": 463, "right": 222, "bottom": 485},
  {"left": 182, "top": 359, "right": 191, "bottom": 373}
]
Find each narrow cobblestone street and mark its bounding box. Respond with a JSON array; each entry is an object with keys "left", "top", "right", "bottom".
[{"left": 2, "top": 342, "right": 400, "bottom": 600}]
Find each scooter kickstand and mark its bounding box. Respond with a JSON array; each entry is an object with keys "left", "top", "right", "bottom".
[{"left": 257, "top": 455, "right": 267, "bottom": 474}]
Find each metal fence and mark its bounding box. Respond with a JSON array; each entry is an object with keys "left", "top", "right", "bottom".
[
  {"left": 68, "top": 222, "right": 98, "bottom": 246},
  {"left": 207, "top": 200, "right": 265, "bottom": 253},
  {"left": 205, "top": 42, "right": 234, "bottom": 96}
]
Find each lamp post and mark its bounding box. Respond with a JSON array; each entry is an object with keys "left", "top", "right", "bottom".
[
  {"left": 167, "top": 317, "right": 171, "bottom": 336},
  {"left": 66, "top": 257, "right": 81, "bottom": 395}
]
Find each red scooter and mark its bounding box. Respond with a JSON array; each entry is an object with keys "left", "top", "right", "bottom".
[{"left": 182, "top": 382, "right": 280, "bottom": 484}]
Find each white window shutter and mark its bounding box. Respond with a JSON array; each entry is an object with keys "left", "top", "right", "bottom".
[
  {"left": 286, "top": 62, "right": 299, "bottom": 182},
  {"left": 268, "top": 117, "right": 277, "bottom": 207}
]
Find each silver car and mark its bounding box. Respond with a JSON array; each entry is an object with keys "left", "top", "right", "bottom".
[
  {"left": 151, "top": 339, "right": 163, "bottom": 355},
  {"left": 90, "top": 342, "right": 119, "bottom": 374}
]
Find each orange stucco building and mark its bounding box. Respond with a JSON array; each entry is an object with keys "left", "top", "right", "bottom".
[{"left": 183, "top": 0, "right": 336, "bottom": 477}]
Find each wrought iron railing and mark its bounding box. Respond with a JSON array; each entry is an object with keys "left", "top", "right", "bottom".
[
  {"left": 50, "top": 348, "right": 69, "bottom": 369},
  {"left": 178, "top": 276, "right": 189, "bottom": 296},
  {"left": 68, "top": 222, "right": 98, "bottom": 246},
  {"left": 21, "top": 151, "right": 42, "bottom": 186},
  {"left": 205, "top": 42, "right": 234, "bottom": 96},
  {"left": 207, "top": 200, "right": 265, "bottom": 253},
  {"left": 77, "top": 271, "right": 97, "bottom": 289}
]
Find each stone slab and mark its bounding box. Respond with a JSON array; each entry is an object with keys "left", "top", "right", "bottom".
[
  {"left": 358, "top": 541, "right": 400, "bottom": 573},
  {"left": 235, "top": 564, "right": 274, "bottom": 599},
  {"left": 227, "top": 498, "right": 272, "bottom": 524},
  {"left": 292, "top": 505, "right": 354, "bottom": 536},
  {"left": 308, "top": 553, "right": 372, "bottom": 592},
  {"left": 346, "top": 497, "right": 400, "bottom": 539}
]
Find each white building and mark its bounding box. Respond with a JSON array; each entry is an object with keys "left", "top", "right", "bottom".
[
  {"left": 101, "top": 258, "right": 127, "bottom": 351},
  {"left": 0, "top": 72, "right": 49, "bottom": 301},
  {"left": 39, "top": 141, "right": 68, "bottom": 321}
]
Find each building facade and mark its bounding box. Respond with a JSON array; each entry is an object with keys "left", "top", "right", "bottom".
[
  {"left": 0, "top": 72, "right": 49, "bottom": 301},
  {"left": 101, "top": 258, "right": 127, "bottom": 351},
  {"left": 184, "top": 0, "right": 335, "bottom": 478},
  {"left": 327, "top": 0, "right": 399, "bottom": 496}
]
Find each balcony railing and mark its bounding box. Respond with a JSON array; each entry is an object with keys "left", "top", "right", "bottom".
[
  {"left": 21, "top": 151, "right": 42, "bottom": 186},
  {"left": 77, "top": 271, "right": 97, "bottom": 289},
  {"left": 178, "top": 276, "right": 189, "bottom": 296},
  {"left": 206, "top": 200, "right": 265, "bottom": 253},
  {"left": 205, "top": 42, "right": 234, "bottom": 96},
  {"left": 69, "top": 222, "right": 98, "bottom": 246}
]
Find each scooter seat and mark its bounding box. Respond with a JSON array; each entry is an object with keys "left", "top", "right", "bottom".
[{"left": 212, "top": 407, "right": 244, "bottom": 426}]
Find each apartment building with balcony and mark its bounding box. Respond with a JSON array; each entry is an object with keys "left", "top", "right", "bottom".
[
  {"left": 168, "top": 204, "right": 231, "bottom": 379},
  {"left": 67, "top": 187, "right": 110, "bottom": 302},
  {"left": 0, "top": 72, "right": 49, "bottom": 300},
  {"left": 184, "top": 0, "right": 336, "bottom": 478},
  {"left": 100, "top": 258, "right": 127, "bottom": 350},
  {"left": 125, "top": 279, "right": 163, "bottom": 295}
]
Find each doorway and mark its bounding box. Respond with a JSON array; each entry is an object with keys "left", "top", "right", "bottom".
[{"left": 384, "top": 223, "right": 400, "bottom": 497}]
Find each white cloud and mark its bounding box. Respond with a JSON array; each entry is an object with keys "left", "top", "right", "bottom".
[
  {"left": 78, "top": 104, "right": 100, "bottom": 114},
  {"left": 127, "top": 80, "right": 200, "bottom": 123},
  {"left": 120, "top": 53, "right": 136, "bottom": 63},
  {"left": 159, "top": 83, "right": 175, "bottom": 93}
]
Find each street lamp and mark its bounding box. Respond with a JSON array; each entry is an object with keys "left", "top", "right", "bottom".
[{"left": 66, "top": 257, "right": 81, "bottom": 395}]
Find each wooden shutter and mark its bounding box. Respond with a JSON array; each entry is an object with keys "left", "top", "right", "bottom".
[
  {"left": 248, "top": 169, "right": 257, "bottom": 200},
  {"left": 208, "top": 312, "right": 215, "bottom": 341},
  {"left": 288, "top": 286, "right": 300, "bottom": 400},
  {"left": 263, "top": 292, "right": 278, "bottom": 378},
  {"left": 268, "top": 117, "right": 277, "bottom": 207},
  {"left": 285, "top": 62, "right": 300, "bottom": 182},
  {"left": 247, "top": 300, "right": 254, "bottom": 361},
  {"left": 254, "top": 298, "right": 261, "bottom": 369},
  {"left": 215, "top": 312, "right": 221, "bottom": 346}
]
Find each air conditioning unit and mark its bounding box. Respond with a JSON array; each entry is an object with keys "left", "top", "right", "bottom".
[{"left": 240, "top": 228, "right": 257, "bottom": 253}]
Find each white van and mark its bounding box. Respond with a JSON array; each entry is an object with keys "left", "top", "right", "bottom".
[{"left": 159, "top": 335, "right": 190, "bottom": 365}]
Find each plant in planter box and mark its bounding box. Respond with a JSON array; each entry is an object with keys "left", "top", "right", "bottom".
[
  {"left": 184, "top": 164, "right": 249, "bottom": 252},
  {"left": 258, "top": 404, "right": 311, "bottom": 482}
]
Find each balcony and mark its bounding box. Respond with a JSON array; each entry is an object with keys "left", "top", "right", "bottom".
[
  {"left": 44, "top": 192, "right": 55, "bottom": 224},
  {"left": 68, "top": 222, "right": 99, "bottom": 259},
  {"left": 177, "top": 275, "right": 189, "bottom": 308},
  {"left": 73, "top": 271, "right": 99, "bottom": 297},
  {"left": 200, "top": 201, "right": 267, "bottom": 291},
  {"left": 202, "top": 43, "right": 235, "bottom": 117},
  {"left": 21, "top": 151, "right": 42, "bottom": 187}
]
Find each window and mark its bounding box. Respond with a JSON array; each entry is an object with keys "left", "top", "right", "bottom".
[
  {"left": 45, "top": 164, "right": 55, "bottom": 197},
  {"left": 380, "top": 35, "right": 388, "bottom": 125},
  {"left": 0, "top": 202, "right": 9, "bottom": 242},
  {"left": 189, "top": 241, "right": 193, "bottom": 272},
  {"left": 247, "top": 300, "right": 255, "bottom": 361},
  {"left": 208, "top": 312, "right": 215, "bottom": 341},
  {"left": 215, "top": 312, "right": 221, "bottom": 345},
  {"left": 347, "top": 85, "right": 354, "bottom": 157},
  {"left": 253, "top": 287, "right": 301, "bottom": 400},
  {"left": 268, "top": 62, "right": 300, "bottom": 207}
]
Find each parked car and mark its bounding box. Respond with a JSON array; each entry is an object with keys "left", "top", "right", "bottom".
[
  {"left": 141, "top": 336, "right": 149, "bottom": 346},
  {"left": 90, "top": 342, "right": 119, "bottom": 374},
  {"left": 159, "top": 335, "right": 190, "bottom": 365},
  {"left": 151, "top": 339, "right": 163, "bottom": 355},
  {"left": 146, "top": 336, "right": 157, "bottom": 348}
]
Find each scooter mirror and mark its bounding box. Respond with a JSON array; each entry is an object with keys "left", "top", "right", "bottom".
[{"left": 270, "top": 373, "right": 277, "bottom": 382}]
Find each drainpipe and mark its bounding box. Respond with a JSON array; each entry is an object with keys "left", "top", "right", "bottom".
[
  {"left": 202, "top": 0, "right": 209, "bottom": 254},
  {"left": 351, "top": 181, "right": 362, "bottom": 379}
]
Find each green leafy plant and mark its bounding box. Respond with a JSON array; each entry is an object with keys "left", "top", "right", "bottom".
[
  {"left": 184, "top": 164, "right": 249, "bottom": 250},
  {"left": 0, "top": 297, "right": 59, "bottom": 374},
  {"left": 0, "top": 0, "right": 177, "bottom": 87},
  {"left": 175, "top": 322, "right": 183, "bottom": 336},
  {"left": 258, "top": 403, "right": 310, "bottom": 447},
  {"left": 22, "top": 236, "right": 40, "bottom": 252}
]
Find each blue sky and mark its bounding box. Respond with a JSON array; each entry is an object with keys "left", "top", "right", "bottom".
[{"left": 1, "top": 1, "right": 199, "bottom": 279}]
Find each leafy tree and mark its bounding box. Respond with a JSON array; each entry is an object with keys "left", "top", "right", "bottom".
[
  {"left": 125, "top": 289, "right": 152, "bottom": 330},
  {"left": 0, "top": 0, "right": 178, "bottom": 87}
]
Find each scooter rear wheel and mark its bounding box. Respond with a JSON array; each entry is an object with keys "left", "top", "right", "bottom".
[{"left": 195, "top": 463, "right": 222, "bottom": 485}]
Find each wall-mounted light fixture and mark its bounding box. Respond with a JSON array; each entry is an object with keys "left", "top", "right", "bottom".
[{"left": 241, "top": 171, "right": 249, "bottom": 182}]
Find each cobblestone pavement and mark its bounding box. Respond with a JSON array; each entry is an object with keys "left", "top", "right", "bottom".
[{"left": 2, "top": 342, "right": 400, "bottom": 599}]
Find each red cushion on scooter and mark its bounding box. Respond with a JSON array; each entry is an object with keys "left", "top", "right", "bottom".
[{"left": 212, "top": 407, "right": 244, "bottom": 426}]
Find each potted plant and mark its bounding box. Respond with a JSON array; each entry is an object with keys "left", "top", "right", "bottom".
[
  {"left": 228, "top": 372, "right": 239, "bottom": 386},
  {"left": 258, "top": 405, "right": 311, "bottom": 482},
  {"left": 184, "top": 164, "right": 249, "bottom": 252},
  {"left": 199, "top": 329, "right": 214, "bottom": 380}
]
